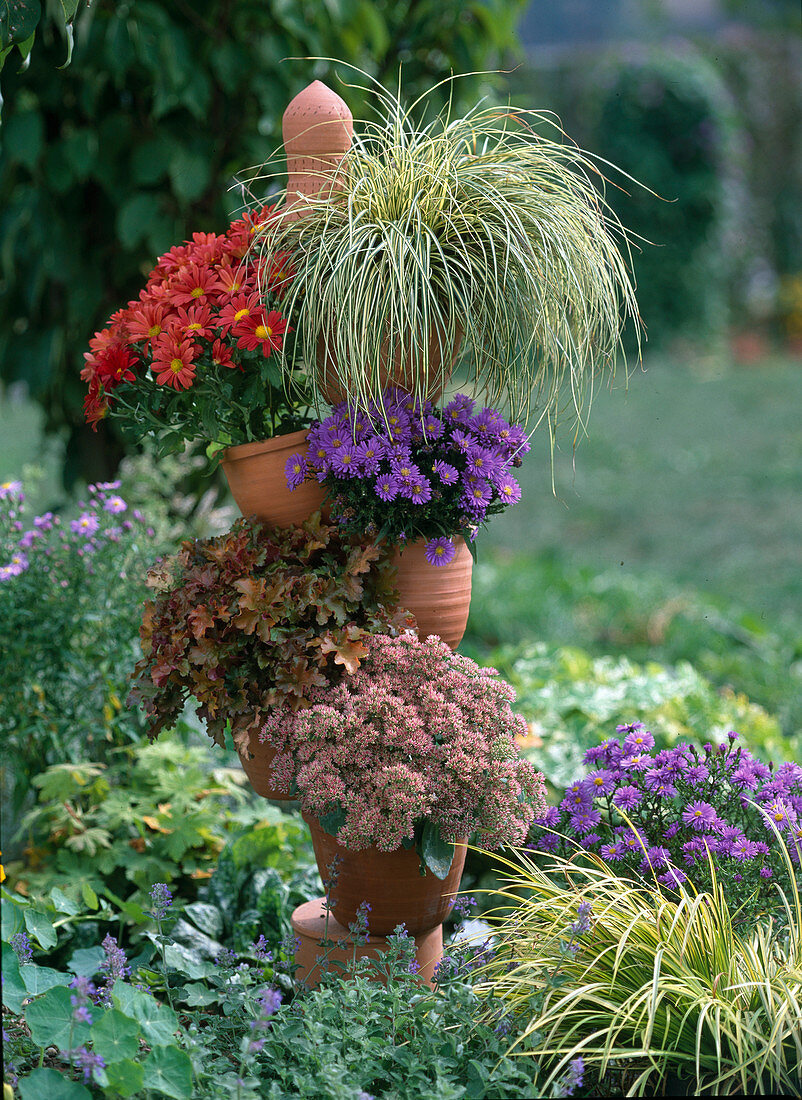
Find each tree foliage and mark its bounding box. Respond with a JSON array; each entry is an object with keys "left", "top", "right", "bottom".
[{"left": 0, "top": 0, "right": 526, "bottom": 484}]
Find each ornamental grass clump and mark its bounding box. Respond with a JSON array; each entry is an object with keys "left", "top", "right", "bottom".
[
  {"left": 288, "top": 389, "right": 529, "bottom": 562},
  {"left": 128, "top": 513, "right": 409, "bottom": 754},
  {"left": 81, "top": 205, "right": 311, "bottom": 453},
  {"left": 256, "top": 78, "right": 639, "bottom": 427},
  {"left": 529, "top": 723, "right": 802, "bottom": 925},
  {"left": 477, "top": 849, "right": 802, "bottom": 1096},
  {"left": 261, "top": 634, "right": 546, "bottom": 857}
]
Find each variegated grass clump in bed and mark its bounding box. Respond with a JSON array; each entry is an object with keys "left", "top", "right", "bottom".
[
  {"left": 252, "top": 75, "right": 640, "bottom": 431},
  {"left": 476, "top": 847, "right": 802, "bottom": 1096}
]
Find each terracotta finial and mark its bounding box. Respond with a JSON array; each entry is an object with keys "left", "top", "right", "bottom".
[{"left": 282, "top": 80, "right": 353, "bottom": 212}]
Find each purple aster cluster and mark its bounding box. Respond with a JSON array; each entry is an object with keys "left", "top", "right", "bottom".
[
  {"left": 0, "top": 478, "right": 154, "bottom": 583},
  {"left": 286, "top": 390, "right": 529, "bottom": 563},
  {"left": 528, "top": 725, "right": 802, "bottom": 924}
]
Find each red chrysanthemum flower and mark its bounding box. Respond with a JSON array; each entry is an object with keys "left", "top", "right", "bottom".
[
  {"left": 169, "top": 302, "right": 216, "bottom": 342},
  {"left": 210, "top": 338, "right": 236, "bottom": 369},
  {"left": 217, "top": 292, "right": 261, "bottom": 336},
  {"left": 83, "top": 384, "right": 110, "bottom": 429},
  {"left": 234, "top": 309, "right": 289, "bottom": 355},
  {"left": 188, "top": 231, "right": 227, "bottom": 265},
  {"left": 152, "top": 333, "right": 197, "bottom": 389},
  {"left": 261, "top": 250, "right": 295, "bottom": 297},
  {"left": 168, "top": 262, "right": 219, "bottom": 308},
  {"left": 95, "top": 343, "right": 139, "bottom": 386},
  {"left": 127, "top": 301, "right": 168, "bottom": 346},
  {"left": 213, "top": 259, "right": 250, "bottom": 299}
]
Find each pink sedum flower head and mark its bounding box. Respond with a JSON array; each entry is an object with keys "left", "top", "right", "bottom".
[{"left": 261, "top": 633, "right": 546, "bottom": 853}]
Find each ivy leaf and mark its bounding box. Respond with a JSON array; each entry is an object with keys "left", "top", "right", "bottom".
[
  {"left": 142, "top": 1045, "right": 194, "bottom": 1100},
  {"left": 420, "top": 820, "right": 455, "bottom": 880},
  {"left": 17, "top": 1067, "right": 91, "bottom": 1100}
]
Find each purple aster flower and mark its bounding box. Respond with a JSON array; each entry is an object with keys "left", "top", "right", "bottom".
[
  {"left": 616, "top": 722, "right": 644, "bottom": 735},
  {"left": 465, "top": 444, "right": 502, "bottom": 480},
  {"left": 534, "top": 806, "right": 562, "bottom": 830},
  {"left": 621, "top": 752, "right": 652, "bottom": 772},
  {"left": 17, "top": 529, "right": 39, "bottom": 549},
  {"left": 658, "top": 867, "right": 688, "bottom": 888},
  {"left": 150, "top": 882, "right": 173, "bottom": 919},
  {"left": 731, "top": 764, "right": 761, "bottom": 790},
  {"left": 561, "top": 781, "right": 592, "bottom": 814},
  {"left": 497, "top": 422, "right": 530, "bottom": 457},
  {"left": 682, "top": 801, "right": 718, "bottom": 832},
  {"left": 450, "top": 428, "right": 473, "bottom": 453},
  {"left": 494, "top": 473, "right": 522, "bottom": 506},
  {"left": 0, "top": 479, "right": 23, "bottom": 499},
  {"left": 421, "top": 414, "right": 444, "bottom": 441},
  {"left": 425, "top": 537, "right": 456, "bottom": 567},
  {"left": 759, "top": 866, "right": 773, "bottom": 879},
  {"left": 569, "top": 808, "right": 602, "bottom": 835},
  {"left": 400, "top": 477, "right": 432, "bottom": 505},
  {"left": 354, "top": 438, "right": 384, "bottom": 474},
  {"left": 685, "top": 764, "right": 709, "bottom": 785},
  {"left": 103, "top": 495, "right": 127, "bottom": 514},
  {"left": 33, "top": 512, "right": 54, "bottom": 530},
  {"left": 612, "top": 784, "right": 643, "bottom": 810},
  {"left": 433, "top": 460, "right": 459, "bottom": 485},
  {"left": 600, "top": 842, "right": 624, "bottom": 861},
  {"left": 462, "top": 478, "right": 493, "bottom": 514},
  {"left": 92, "top": 480, "right": 122, "bottom": 491},
  {"left": 70, "top": 512, "right": 100, "bottom": 537},
  {"left": 375, "top": 473, "right": 400, "bottom": 502},
  {"left": 537, "top": 832, "right": 561, "bottom": 853},
  {"left": 642, "top": 845, "right": 672, "bottom": 869},
  {"left": 584, "top": 769, "right": 617, "bottom": 796},
  {"left": 285, "top": 452, "right": 307, "bottom": 490},
  {"left": 730, "top": 837, "right": 759, "bottom": 861},
  {"left": 5, "top": 551, "right": 28, "bottom": 575},
  {"left": 581, "top": 831, "right": 601, "bottom": 848},
  {"left": 331, "top": 445, "right": 359, "bottom": 477},
  {"left": 761, "top": 799, "right": 797, "bottom": 834},
  {"left": 622, "top": 728, "right": 655, "bottom": 754},
  {"left": 444, "top": 395, "right": 475, "bottom": 424}
]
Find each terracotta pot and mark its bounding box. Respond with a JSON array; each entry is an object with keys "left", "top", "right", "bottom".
[
  {"left": 391, "top": 536, "right": 473, "bottom": 650},
  {"left": 292, "top": 897, "right": 444, "bottom": 989},
  {"left": 316, "top": 321, "right": 464, "bottom": 409},
  {"left": 236, "top": 732, "right": 293, "bottom": 801},
  {"left": 304, "top": 814, "right": 467, "bottom": 936},
  {"left": 220, "top": 429, "right": 325, "bottom": 527}
]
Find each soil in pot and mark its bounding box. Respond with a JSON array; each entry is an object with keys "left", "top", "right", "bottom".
[
  {"left": 304, "top": 813, "right": 467, "bottom": 936},
  {"left": 221, "top": 429, "right": 325, "bottom": 527}
]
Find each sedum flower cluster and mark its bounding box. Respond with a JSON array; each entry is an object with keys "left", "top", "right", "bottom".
[
  {"left": 530, "top": 723, "right": 802, "bottom": 921},
  {"left": 81, "top": 206, "right": 312, "bottom": 451},
  {"left": 286, "top": 391, "right": 529, "bottom": 563},
  {"left": 261, "top": 633, "right": 546, "bottom": 851}
]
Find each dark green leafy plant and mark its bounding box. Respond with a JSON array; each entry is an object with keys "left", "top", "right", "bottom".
[
  {"left": 0, "top": 0, "right": 526, "bottom": 486},
  {"left": 129, "top": 512, "right": 409, "bottom": 753},
  {"left": 8, "top": 733, "right": 270, "bottom": 917}
]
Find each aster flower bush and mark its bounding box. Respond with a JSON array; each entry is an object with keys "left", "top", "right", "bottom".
[
  {"left": 128, "top": 513, "right": 409, "bottom": 755},
  {"left": 260, "top": 633, "right": 546, "bottom": 870},
  {"left": 0, "top": 477, "right": 158, "bottom": 810},
  {"left": 528, "top": 722, "right": 802, "bottom": 924},
  {"left": 81, "top": 205, "right": 312, "bottom": 455},
  {"left": 287, "top": 390, "right": 529, "bottom": 563}
]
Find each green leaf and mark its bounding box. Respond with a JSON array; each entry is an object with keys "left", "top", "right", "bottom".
[
  {"left": 420, "top": 820, "right": 455, "bottom": 880},
  {"left": 1, "top": 942, "right": 28, "bottom": 1013},
  {"left": 3, "top": 107, "right": 44, "bottom": 169},
  {"left": 22, "top": 964, "right": 71, "bottom": 997},
  {"left": 90, "top": 1008, "right": 141, "bottom": 1063},
  {"left": 49, "top": 886, "right": 80, "bottom": 915},
  {"left": 116, "top": 193, "right": 161, "bottom": 249},
  {"left": 25, "top": 984, "right": 92, "bottom": 1049},
  {"left": 168, "top": 146, "right": 210, "bottom": 203},
  {"left": 112, "top": 983, "right": 179, "bottom": 1046},
  {"left": 69, "top": 945, "right": 105, "bottom": 977},
  {"left": 103, "top": 1059, "right": 145, "bottom": 1098},
  {"left": 183, "top": 901, "right": 223, "bottom": 938},
  {"left": 0, "top": 0, "right": 41, "bottom": 49},
  {"left": 59, "top": 0, "right": 79, "bottom": 20},
  {"left": 318, "top": 804, "right": 347, "bottom": 837},
  {"left": 18, "top": 1067, "right": 91, "bottom": 1100},
  {"left": 142, "top": 1045, "right": 194, "bottom": 1100},
  {"left": 24, "top": 906, "right": 57, "bottom": 949},
  {"left": 1, "top": 887, "right": 26, "bottom": 939},
  {"left": 81, "top": 881, "right": 99, "bottom": 910},
  {"left": 180, "top": 981, "right": 219, "bottom": 1007}
]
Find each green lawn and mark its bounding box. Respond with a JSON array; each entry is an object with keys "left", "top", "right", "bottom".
[{"left": 482, "top": 352, "right": 802, "bottom": 629}]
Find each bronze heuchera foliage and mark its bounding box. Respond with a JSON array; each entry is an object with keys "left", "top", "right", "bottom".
[{"left": 129, "top": 512, "right": 409, "bottom": 754}]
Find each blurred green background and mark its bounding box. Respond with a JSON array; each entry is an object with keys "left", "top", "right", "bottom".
[{"left": 2, "top": 0, "right": 801, "bottom": 744}]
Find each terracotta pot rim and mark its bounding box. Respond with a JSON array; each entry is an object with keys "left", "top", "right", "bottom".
[{"left": 221, "top": 428, "right": 311, "bottom": 463}]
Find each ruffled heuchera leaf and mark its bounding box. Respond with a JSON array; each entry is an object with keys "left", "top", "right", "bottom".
[{"left": 128, "top": 516, "right": 403, "bottom": 746}]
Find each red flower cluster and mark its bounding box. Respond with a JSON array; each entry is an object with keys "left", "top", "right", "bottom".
[{"left": 82, "top": 206, "right": 293, "bottom": 427}]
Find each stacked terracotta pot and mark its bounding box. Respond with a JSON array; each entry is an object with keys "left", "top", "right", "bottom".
[{"left": 223, "top": 82, "right": 472, "bottom": 986}]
